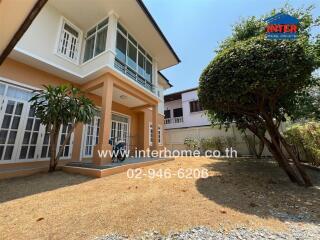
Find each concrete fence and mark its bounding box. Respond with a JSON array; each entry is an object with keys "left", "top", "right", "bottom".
[{"left": 164, "top": 125, "right": 271, "bottom": 156}]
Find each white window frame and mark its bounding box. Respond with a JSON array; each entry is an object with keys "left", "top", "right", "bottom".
[
  {"left": 149, "top": 122, "right": 153, "bottom": 146},
  {"left": 158, "top": 125, "right": 163, "bottom": 145},
  {"left": 83, "top": 18, "right": 109, "bottom": 63},
  {"left": 110, "top": 112, "right": 130, "bottom": 150},
  {"left": 82, "top": 116, "right": 100, "bottom": 158},
  {"left": 116, "top": 22, "right": 153, "bottom": 83},
  {"left": 56, "top": 18, "right": 82, "bottom": 64},
  {"left": 0, "top": 78, "right": 75, "bottom": 164}
]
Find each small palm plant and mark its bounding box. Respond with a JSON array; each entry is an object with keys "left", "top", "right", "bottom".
[{"left": 29, "top": 84, "right": 97, "bottom": 172}]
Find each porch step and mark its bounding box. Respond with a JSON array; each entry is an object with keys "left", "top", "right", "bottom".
[
  {"left": 0, "top": 166, "right": 48, "bottom": 180},
  {"left": 63, "top": 157, "right": 175, "bottom": 178}
]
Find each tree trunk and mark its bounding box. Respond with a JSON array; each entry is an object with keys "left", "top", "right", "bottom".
[
  {"left": 264, "top": 116, "right": 311, "bottom": 186},
  {"left": 49, "top": 124, "right": 61, "bottom": 172},
  {"left": 278, "top": 134, "right": 313, "bottom": 187},
  {"left": 246, "top": 121, "right": 305, "bottom": 186},
  {"left": 264, "top": 139, "right": 301, "bottom": 184},
  {"left": 256, "top": 139, "right": 264, "bottom": 159}
]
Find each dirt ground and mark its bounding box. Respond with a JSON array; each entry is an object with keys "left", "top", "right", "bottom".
[{"left": 0, "top": 157, "right": 319, "bottom": 240}]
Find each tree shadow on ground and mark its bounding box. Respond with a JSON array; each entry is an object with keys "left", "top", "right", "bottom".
[
  {"left": 0, "top": 171, "right": 92, "bottom": 203},
  {"left": 196, "top": 158, "right": 320, "bottom": 224}
]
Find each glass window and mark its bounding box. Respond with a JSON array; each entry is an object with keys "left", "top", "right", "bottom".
[
  {"left": 95, "top": 28, "right": 107, "bottom": 55},
  {"left": 158, "top": 125, "right": 162, "bottom": 145},
  {"left": 149, "top": 123, "right": 153, "bottom": 146},
  {"left": 145, "top": 60, "right": 152, "bottom": 82},
  {"left": 0, "top": 83, "right": 6, "bottom": 96},
  {"left": 138, "top": 52, "right": 145, "bottom": 76},
  {"left": 83, "top": 36, "right": 95, "bottom": 62},
  {"left": 117, "top": 23, "right": 127, "bottom": 35},
  {"left": 116, "top": 32, "right": 127, "bottom": 63},
  {"left": 64, "top": 23, "right": 78, "bottom": 37},
  {"left": 128, "top": 34, "right": 137, "bottom": 46},
  {"left": 189, "top": 100, "right": 203, "bottom": 112},
  {"left": 115, "top": 22, "right": 154, "bottom": 86},
  {"left": 164, "top": 110, "right": 171, "bottom": 119},
  {"left": 98, "top": 18, "right": 108, "bottom": 29},
  {"left": 58, "top": 21, "right": 81, "bottom": 63},
  {"left": 127, "top": 42, "right": 137, "bottom": 70},
  {"left": 173, "top": 108, "right": 183, "bottom": 117},
  {"left": 83, "top": 18, "right": 108, "bottom": 62},
  {"left": 6, "top": 86, "right": 33, "bottom": 101}
]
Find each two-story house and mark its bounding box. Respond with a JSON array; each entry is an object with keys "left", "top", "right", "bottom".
[{"left": 0, "top": 0, "right": 180, "bottom": 174}]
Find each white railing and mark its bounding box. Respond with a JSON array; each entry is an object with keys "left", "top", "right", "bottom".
[{"left": 164, "top": 117, "right": 184, "bottom": 125}]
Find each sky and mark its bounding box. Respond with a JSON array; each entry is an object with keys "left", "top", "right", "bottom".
[{"left": 143, "top": 0, "right": 320, "bottom": 93}]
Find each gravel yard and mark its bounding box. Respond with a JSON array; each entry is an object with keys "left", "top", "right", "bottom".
[
  {"left": 0, "top": 157, "right": 319, "bottom": 240},
  {"left": 97, "top": 225, "right": 320, "bottom": 240}
]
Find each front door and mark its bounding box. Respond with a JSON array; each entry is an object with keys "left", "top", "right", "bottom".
[{"left": 110, "top": 114, "right": 129, "bottom": 150}]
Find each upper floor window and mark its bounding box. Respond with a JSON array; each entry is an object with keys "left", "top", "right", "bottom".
[
  {"left": 164, "top": 110, "right": 171, "bottom": 119},
  {"left": 189, "top": 100, "right": 203, "bottom": 113},
  {"left": 57, "top": 20, "right": 81, "bottom": 63},
  {"left": 116, "top": 23, "right": 153, "bottom": 83},
  {"left": 173, "top": 108, "right": 183, "bottom": 117},
  {"left": 83, "top": 18, "right": 108, "bottom": 62}
]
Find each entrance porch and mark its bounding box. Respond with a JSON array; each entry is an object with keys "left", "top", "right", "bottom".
[{"left": 72, "top": 72, "right": 162, "bottom": 166}]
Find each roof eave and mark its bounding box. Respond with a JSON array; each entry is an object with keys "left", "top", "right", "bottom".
[{"left": 135, "top": 0, "right": 181, "bottom": 65}]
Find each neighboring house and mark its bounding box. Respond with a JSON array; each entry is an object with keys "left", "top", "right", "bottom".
[
  {"left": 164, "top": 87, "right": 209, "bottom": 129},
  {"left": 164, "top": 88, "right": 256, "bottom": 155},
  {"left": 0, "top": 0, "right": 180, "bottom": 175}
]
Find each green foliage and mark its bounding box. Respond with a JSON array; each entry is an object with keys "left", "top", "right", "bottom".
[
  {"left": 200, "top": 137, "right": 225, "bottom": 152},
  {"left": 287, "top": 79, "right": 320, "bottom": 121},
  {"left": 185, "top": 136, "right": 236, "bottom": 153},
  {"left": 29, "top": 84, "right": 97, "bottom": 171},
  {"left": 284, "top": 122, "right": 320, "bottom": 166},
  {"left": 29, "top": 84, "right": 97, "bottom": 127},
  {"left": 184, "top": 138, "right": 199, "bottom": 151},
  {"left": 198, "top": 5, "right": 319, "bottom": 186},
  {"left": 199, "top": 5, "right": 319, "bottom": 131}
]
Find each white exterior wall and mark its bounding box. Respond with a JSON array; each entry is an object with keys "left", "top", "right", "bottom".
[
  {"left": 13, "top": 4, "right": 163, "bottom": 103},
  {"left": 164, "top": 89, "right": 210, "bottom": 129},
  {"left": 164, "top": 99, "right": 182, "bottom": 126},
  {"left": 181, "top": 90, "right": 211, "bottom": 127},
  {"left": 15, "top": 4, "right": 83, "bottom": 73},
  {"left": 14, "top": 4, "right": 114, "bottom": 78}
]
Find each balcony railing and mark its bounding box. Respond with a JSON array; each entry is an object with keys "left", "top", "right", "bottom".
[
  {"left": 114, "top": 58, "right": 155, "bottom": 93},
  {"left": 164, "top": 117, "right": 184, "bottom": 125}
]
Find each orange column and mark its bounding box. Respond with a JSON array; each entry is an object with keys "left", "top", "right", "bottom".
[
  {"left": 92, "top": 76, "right": 113, "bottom": 165},
  {"left": 71, "top": 123, "right": 84, "bottom": 161},
  {"left": 152, "top": 105, "right": 159, "bottom": 151}
]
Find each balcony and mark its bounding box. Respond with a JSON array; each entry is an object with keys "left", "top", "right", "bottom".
[
  {"left": 114, "top": 58, "right": 155, "bottom": 93},
  {"left": 164, "top": 116, "right": 184, "bottom": 125}
]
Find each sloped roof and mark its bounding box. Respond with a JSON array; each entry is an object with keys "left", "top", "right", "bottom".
[{"left": 264, "top": 13, "right": 299, "bottom": 24}]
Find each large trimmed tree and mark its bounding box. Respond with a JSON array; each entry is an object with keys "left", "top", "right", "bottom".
[{"left": 199, "top": 6, "right": 320, "bottom": 186}]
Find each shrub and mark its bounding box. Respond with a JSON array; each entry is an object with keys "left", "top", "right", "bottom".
[
  {"left": 199, "top": 136, "right": 236, "bottom": 153},
  {"left": 184, "top": 138, "right": 200, "bottom": 151},
  {"left": 284, "top": 122, "right": 320, "bottom": 166},
  {"left": 184, "top": 136, "right": 237, "bottom": 155}
]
